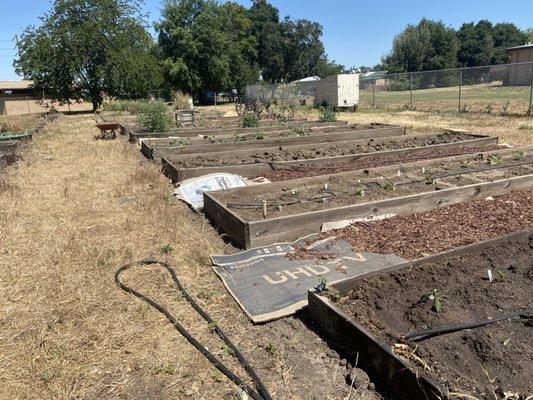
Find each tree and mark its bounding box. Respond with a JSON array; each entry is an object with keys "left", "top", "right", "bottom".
[
  {"left": 527, "top": 28, "right": 533, "bottom": 43},
  {"left": 383, "top": 19, "right": 458, "bottom": 72},
  {"left": 15, "top": 0, "right": 162, "bottom": 111},
  {"left": 157, "top": 0, "right": 259, "bottom": 95},
  {"left": 491, "top": 23, "right": 527, "bottom": 64},
  {"left": 249, "top": 0, "right": 285, "bottom": 82}
]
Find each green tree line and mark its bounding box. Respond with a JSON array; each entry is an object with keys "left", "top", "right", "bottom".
[
  {"left": 15, "top": 0, "right": 342, "bottom": 111},
  {"left": 383, "top": 19, "right": 531, "bottom": 73}
]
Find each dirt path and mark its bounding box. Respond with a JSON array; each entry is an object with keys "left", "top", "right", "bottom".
[{"left": 0, "top": 115, "right": 383, "bottom": 399}]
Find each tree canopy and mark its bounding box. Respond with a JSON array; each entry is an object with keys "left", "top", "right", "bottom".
[
  {"left": 15, "top": 0, "right": 162, "bottom": 111},
  {"left": 157, "top": 0, "right": 342, "bottom": 95},
  {"left": 384, "top": 18, "right": 529, "bottom": 73}
]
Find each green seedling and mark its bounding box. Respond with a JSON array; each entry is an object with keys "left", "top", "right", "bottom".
[
  {"left": 207, "top": 321, "right": 218, "bottom": 332},
  {"left": 157, "top": 363, "right": 176, "bottom": 375},
  {"left": 294, "top": 126, "right": 310, "bottom": 136},
  {"left": 381, "top": 181, "right": 396, "bottom": 191},
  {"left": 254, "top": 133, "right": 266, "bottom": 140},
  {"left": 489, "top": 155, "right": 502, "bottom": 166},
  {"left": 160, "top": 244, "right": 173, "bottom": 254},
  {"left": 512, "top": 150, "right": 525, "bottom": 160},
  {"left": 420, "top": 289, "right": 444, "bottom": 313},
  {"left": 497, "top": 270, "right": 508, "bottom": 281},
  {"left": 314, "top": 277, "right": 329, "bottom": 293},
  {"left": 355, "top": 188, "right": 365, "bottom": 197},
  {"left": 233, "top": 134, "right": 247, "bottom": 142},
  {"left": 265, "top": 342, "right": 278, "bottom": 355},
  {"left": 424, "top": 173, "right": 437, "bottom": 185},
  {"left": 517, "top": 125, "right": 531, "bottom": 131},
  {"left": 170, "top": 138, "right": 189, "bottom": 147}
]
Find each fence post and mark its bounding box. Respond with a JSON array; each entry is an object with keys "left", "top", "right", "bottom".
[
  {"left": 458, "top": 69, "right": 462, "bottom": 112},
  {"left": 409, "top": 73, "right": 413, "bottom": 109},
  {"left": 529, "top": 64, "right": 533, "bottom": 115},
  {"left": 372, "top": 79, "right": 375, "bottom": 108}
]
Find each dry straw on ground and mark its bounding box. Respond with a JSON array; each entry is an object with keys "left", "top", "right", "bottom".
[{"left": 0, "top": 107, "right": 531, "bottom": 400}]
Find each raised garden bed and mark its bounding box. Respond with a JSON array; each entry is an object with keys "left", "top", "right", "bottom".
[
  {"left": 142, "top": 124, "right": 405, "bottom": 160},
  {"left": 162, "top": 132, "right": 498, "bottom": 183},
  {"left": 203, "top": 147, "right": 533, "bottom": 248},
  {"left": 128, "top": 120, "right": 348, "bottom": 143},
  {"left": 308, "top": 228, "right": 533, "bottom": 399}
]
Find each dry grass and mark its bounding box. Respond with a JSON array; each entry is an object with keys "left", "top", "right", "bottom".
[
  {"left": 0, "top": 115, "right": 281, "bottom": 399},
  {"left": 0, "top": 114, "right": 41, "bottom": 133},
  {"left": 336, "top": 108, "right": 533, "bottom": 146}
]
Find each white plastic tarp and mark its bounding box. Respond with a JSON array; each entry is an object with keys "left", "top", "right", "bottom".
[{"left": 174, "top": 173, "right": 247, "bottom": 211}]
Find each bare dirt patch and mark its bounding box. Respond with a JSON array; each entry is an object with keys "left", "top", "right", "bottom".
[{"left": 170, "top": 132, "right": 477, "bottom": 168}]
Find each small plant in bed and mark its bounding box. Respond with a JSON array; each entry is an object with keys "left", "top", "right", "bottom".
[
  {"left": 419, "top": 289, "right": 444, "bottom": 313},
  {"left": 239, "top": 113, "right": 260, "bottom": 128},
  {"left": 317, "top": 106, "right": 337, "bottom": 122},
  {"left": 233, "top": 134, "right": 247, "bottom": 142},
  {"left": 294, "top": 126, "right": 310, "bottom": 136},
  {"left": 170, "top": 138, "right": 189, "bottom": 147},
  {"left": 138, "top": 100, "right": 173, "bottom": 132},
  {"left": 489, "top": 154, "right": 503, "bottom": 166}
]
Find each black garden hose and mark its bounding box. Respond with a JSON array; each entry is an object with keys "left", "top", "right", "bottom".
[
  {"left": 115, "top": 259, "right": 272, "bottom": 400},
  {"left": 402, "top": 307, "right": 533, "bottom": 342}
]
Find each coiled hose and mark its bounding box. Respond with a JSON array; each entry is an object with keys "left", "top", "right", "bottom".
[{"left": 115, "top": 259, "right": 272, "bottom": 400}]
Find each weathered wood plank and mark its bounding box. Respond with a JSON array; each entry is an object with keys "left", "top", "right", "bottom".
[
  {"left": 150, "top": 126, "right": 406, "bottom": 160},
  {"left": 162, "top": 134, "right": 497, "bottom": 183},
  {"left": 128, "top": 120, "right": 348, "bottom": 143},
  {"left": 203, "top": 193, "right": 249, "bottom": 248}
]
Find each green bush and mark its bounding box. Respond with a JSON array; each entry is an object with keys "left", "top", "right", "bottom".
[
  {"left": 138, "top": 101, "right": 173, "bottom": 132},
  {"left": 240, "top": 113, "right": 260, "bottom": 128},
  {"left": 318, "top": 106, "right": 337, "bottom": 122}
]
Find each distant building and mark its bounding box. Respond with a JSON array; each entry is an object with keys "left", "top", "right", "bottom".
[
  {"left": 0, "top": 80, "right": 91, "bottom": 115},
  {"left": 505, "top": 44, "right": 533, "bottom": 86}
]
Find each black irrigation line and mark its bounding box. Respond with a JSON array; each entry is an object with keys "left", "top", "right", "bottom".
[
  {"left": 115, "top": 259, "right": 272, "bottom": 400},
  {"left": 226, "top": 159, "right": 533, "bottom": 210},
  {"left": 403, "top": 308, "right": 533, "bottom": 342}
]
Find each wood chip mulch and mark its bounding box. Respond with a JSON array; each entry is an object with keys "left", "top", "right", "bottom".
[{"left": 297, "top": 190, "right": 533, "bottom": 260}]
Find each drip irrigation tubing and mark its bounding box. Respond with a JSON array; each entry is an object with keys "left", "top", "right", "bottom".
[
  {"left": 403, "top": 308, "right": 533, "bottom": 342},
  {"left": 226, "top": 159, "right": 533, "bottom": 210},
  {"left": 115, "top": 259, "right": 272, "bottom": 400}
]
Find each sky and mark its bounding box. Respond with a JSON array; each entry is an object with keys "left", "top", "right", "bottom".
[{"left": 0, "top": 0, "right": 532, "bottom": 80}]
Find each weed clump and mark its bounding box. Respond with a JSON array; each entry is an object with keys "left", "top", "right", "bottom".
[{"left": 138, "top": 101, "right": 173, "bottom": 132}]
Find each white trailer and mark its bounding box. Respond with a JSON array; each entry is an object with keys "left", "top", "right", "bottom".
[{"left": 315, "top": 74, "right": 359, "bottom": 108}]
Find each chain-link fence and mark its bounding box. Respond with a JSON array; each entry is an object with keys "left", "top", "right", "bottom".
[
  {"left": 360, "top": 62, "right": 533, "bottom": 115},
  {"left": 244, "top": 81, "right": 317, "bottom": 114}
]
